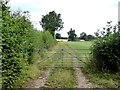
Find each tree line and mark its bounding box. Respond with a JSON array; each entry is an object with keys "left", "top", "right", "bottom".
[{"left": 56, "top": 28, "right": 95, "bottom": 41}]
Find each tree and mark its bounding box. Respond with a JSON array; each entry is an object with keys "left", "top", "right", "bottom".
[
  {"left": 79, "top": 32, "right": 87, "bottom": 40},
  {"left": 40, "top": 11, "right": 64, "bottom": 37},
  {"left": 67, "top": 28, "right": 77, "bottom": 41},
  {"left": 86, "top": 35, "right": 95, "bottom": 40},
  {"left": 55, "top": 33, "right": 61, "bottom": 39}
]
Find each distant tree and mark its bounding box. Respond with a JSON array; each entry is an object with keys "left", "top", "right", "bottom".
[
  {"left": 86, "top": 35, "right": 95, "bottom": 40},
  {"left": 79, "top": 32, "right": 87, "bottom": 40},
  {"left": 40, "top": 11, "right": 64, "bottom": 37},
  {"left": 55, "top": 33, "right": 61, "bottom": 39},
  {"left": 67, "top": 28, "right": 77, "bottom": 41}
]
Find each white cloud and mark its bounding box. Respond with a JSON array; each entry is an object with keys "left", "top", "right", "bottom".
[{"left": 9, "top": 0, "right": 119, "bottom": 37}]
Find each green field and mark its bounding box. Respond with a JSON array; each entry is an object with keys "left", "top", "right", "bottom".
[
  {"left": 67, "top": 41, "right": 93, "bottom": 63},
  {"left": 67, "top": 41, "right": 93, "bottom": 49}
]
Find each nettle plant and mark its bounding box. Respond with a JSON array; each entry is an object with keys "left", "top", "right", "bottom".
[{"left": 91, "top": 21, "right": 120, "bottom": 73}]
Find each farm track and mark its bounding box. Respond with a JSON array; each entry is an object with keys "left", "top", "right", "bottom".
[
  {"left": 26, "top": 42, "right": 93, "bottom": 88},
  {"left": 74, "top": 67, "right": 93, "bottom": 88}
]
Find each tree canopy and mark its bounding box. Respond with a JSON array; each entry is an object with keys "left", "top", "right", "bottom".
[
  {"left": 55, "top": 33, "right": 61, "bottom": 39},
  {"left": 40, "top": 11, "right": 64, "bottom": 37},
  {"left": 67, "top": 28, "right": 77, "bottom": 41},
  {"left": 79, "top": 32, "right": 95, "bottom": 41},
  {"left": 79, "top": 32, "right": 87, "bottom": 40}
]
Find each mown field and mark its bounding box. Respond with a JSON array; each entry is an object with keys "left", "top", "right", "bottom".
[
  {"left": 67, "top": 41, "right": 93, "bottom": 49},
  {"left": 67, "top": 41, "right": 120, "bottom": 88},
  {"left": 67, "top": 41, "right": 93, "bottom": 63}
]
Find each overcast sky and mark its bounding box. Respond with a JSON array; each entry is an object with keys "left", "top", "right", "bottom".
[{"left": 8, "top": 0, "right": 119, "bottom": 37}]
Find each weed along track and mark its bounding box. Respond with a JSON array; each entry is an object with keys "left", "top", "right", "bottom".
[
  {"left": 26, "top": 42, "right": 93, "bottom": 88},
  {"left": 44, "top": 68, "right": 76, "bottom": 88}
]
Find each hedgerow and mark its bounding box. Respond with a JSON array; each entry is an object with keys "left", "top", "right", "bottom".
[
  {"left": 42, "top": 30, "right": 56, "bottom": 49},
  {"left": 91, "top": 21, "right": 120, "bottom": 73},
  {"left": 2, "top": 1, "right": 56, "bottom": 89}
]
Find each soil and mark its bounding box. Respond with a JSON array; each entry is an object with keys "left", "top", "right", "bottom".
[
  {"left": 26, "top": 68, "right": 52, "bottom": 88},
  {"left": 75, "top": 68, "right": 93, "bottom": 88}
]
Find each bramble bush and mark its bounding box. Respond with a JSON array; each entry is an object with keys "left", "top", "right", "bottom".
[
  {"left": 2, "top": 1, "right": 56, "bottom": 89},
  {"left": 91, "top": 21, "right": 120, "bottom": 73}
]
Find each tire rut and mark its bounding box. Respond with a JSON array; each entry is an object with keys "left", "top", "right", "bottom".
[
  {"left": 75, "top": 68, "right": 93, "bottom": 88},
  {"left": 26, "top": 68, "right": 52, "bottom": 88},
  {"left": 70, "top": 49, "right": 93, "bottom": 88}
]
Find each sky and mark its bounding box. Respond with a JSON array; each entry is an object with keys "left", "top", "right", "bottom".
[{"left": 8, "top": 0, "right": 119, "bottom": 37}]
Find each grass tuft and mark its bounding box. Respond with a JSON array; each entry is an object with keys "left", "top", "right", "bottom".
[{"left": 45, "top": 68, "right": 76, "bottom": 88}]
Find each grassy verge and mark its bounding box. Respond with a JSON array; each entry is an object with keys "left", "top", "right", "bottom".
[
  {"left": 14, "top": 54, "right": 47, "bottom": 87},
  {"left": 44, "top": 68, "right": 76, "bottom": 88},
  {"left": 13, "top": 44, "right": 59, "bottom": 87},
  {"left": 67, "top": 41, "right": 120, "bottom": 88},
  {"left": 82, "top": 63, "right": 120, "bottom": 88}
]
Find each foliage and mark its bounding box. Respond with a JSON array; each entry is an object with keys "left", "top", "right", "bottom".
[
  {"left": 42, "top": 30, "right": 56, "bottom": 49},
  {"left": 0, "top": 1, "right": 2, "bottom": 88},
  {"left": 2, "top": 1, "right": 56, "bottom": 89},
  {"left": 79, "top": 32, "right": 95, "bottom": 41},
  {"left": 79, "top": 32, "right": 87, "bottom": 40},
  {"left": 55, "top": 33, "right": 61, "bottom": 39},
  {"left": 67, "top": 28, "right": 77, "bottom": 41},
  {"left": 86, "top": 35, "right": 95, "bottom": 41},
  {"left": 91, "top": 21, "right": 120, "bottom": 72},
  {"left": 40, "top": 11, "right": 64, "bottom": 37}
]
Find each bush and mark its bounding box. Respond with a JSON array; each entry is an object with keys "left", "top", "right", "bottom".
[
  {"left": 91, "top": 23, "right": 120, "bottom": 73},
  {"left": 2, "top": 3, "right": 34, "bottom": 88},
  {"left": 42, "top": 30, "right": 56, "bottom": 49}
]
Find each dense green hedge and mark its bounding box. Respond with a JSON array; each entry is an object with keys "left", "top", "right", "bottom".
[
  {"left": 2, "top": 1, "right": 56, "bottom": 88},
  {"left": 91, "top": 22, "right": 120, "bottom": 73}
]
